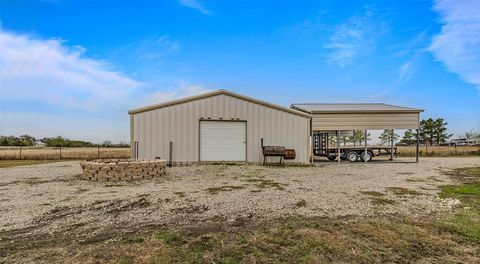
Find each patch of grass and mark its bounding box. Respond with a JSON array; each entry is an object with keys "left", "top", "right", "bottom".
[
  {"left": 205, "top": 185, "right": 246, "bottom": 195},
  {"left": 5, "top": 214, "right": 480, "bottom": 263},
  {"left": 438, "top": 167, "right": 480, "bottom": 242},
  {"left": 426, "top": 176, "right": 445, "bottom": 182},
  {"left": 360, "top": 191, "right": 386, "bottom": 197},
  {"left": 117, "top": 254, "right": 135, "bottom": 264},
  {"left": 245, "top": 178, "right": 287, "bottom": 190},
  {"left": 154, "top": 230, "right": 182, "bottom": 245},
  {"left": 295, "top": 199, "right": 307, "bottom": 207},
  {"left": 173, "top": 191, "right": 186, "bottom": 198},
  {"left": 441, "top": 183, "right": 480, "bottom": 197},
  {"left": 75, "top": 188, "right": 90, "bottom": 194},
  {"left": 241, "top": 168, "right": 262, "bottom": 179},
  {"left": 126, "top": 217, "right": 478, "bottom": 263},
  {"left": 387, "top": 187, "right": 424, "bottom": 196},
  {"left": 104, "top": 184, "right": 124, "bottom": 187},
  {"left": 120, "top": 235, "right": 144, "bottom": 244},
  {"left": 285, "top": 163, "right": 314, "bottom": 167},
  {"left": 405, "top": 178, "right": 424, "bottom": 182},
  {"left": 370, "top": 197, "right": 396, "bottom": 206},
  {"left": 0, "top": 159, "right": 65, "bottom": 168}
]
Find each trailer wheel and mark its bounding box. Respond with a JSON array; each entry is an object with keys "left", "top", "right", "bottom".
[
  {"left": 346, "top": 151, "right": 358, "bottom": 162},
  {"left": 327, "top": 155, "right": 336, "bottom": 161},
  {"left": 360, "top": 151, "right": 372, "bottom": 162}
]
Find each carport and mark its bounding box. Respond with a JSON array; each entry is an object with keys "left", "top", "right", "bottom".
[{"left": 291, "top": 103, "right": 424, "bottom": 163}]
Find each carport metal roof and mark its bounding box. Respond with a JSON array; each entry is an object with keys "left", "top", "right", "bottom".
[
  {"left": 291, "top": 103, "right": 423, "bottom": 131},
  {"left": 290, "top": 103, "right": 423, "bottom": 114}
]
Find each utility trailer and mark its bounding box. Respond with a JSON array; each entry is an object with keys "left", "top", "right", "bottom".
[{"left": 313, "top": 133, "right": 398, "bottom": 162}]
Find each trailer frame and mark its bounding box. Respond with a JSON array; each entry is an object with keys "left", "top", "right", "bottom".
[{"left": 313, "top": 132, "right": 398, "bottom": 162}]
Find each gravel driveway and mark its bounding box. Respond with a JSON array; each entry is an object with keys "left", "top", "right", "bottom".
[{"left": 1, "top": 157, "right": 479, "bottom": 245}]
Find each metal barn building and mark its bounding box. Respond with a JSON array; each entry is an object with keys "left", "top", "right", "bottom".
[
  {"left": 128, "top": 90, "right": 311, "bottom": 164},
  {"left": 129, "top": 89, "right": 424, "bottom": 164}
]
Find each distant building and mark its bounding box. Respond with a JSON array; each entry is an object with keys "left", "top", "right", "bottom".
[
  {"left": 450, "top": 137, "right": 480, "bottom": 146},
  {"left": 34, "top": 141, "right": 46, "bottom": 147}
]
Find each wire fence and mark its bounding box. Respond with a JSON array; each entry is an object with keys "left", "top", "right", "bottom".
[
  {"left": 0, "top": 145, "right": 478, "bottom": 160},
  {"left": 0, "top": 146, "right": 130, "bottom": 160},
  {"left": 397, "top": 145, "right": 480, "bottom": 156}
]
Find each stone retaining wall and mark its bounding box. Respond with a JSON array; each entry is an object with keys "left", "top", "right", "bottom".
[{"left": 80, "top": 159, "right": 167, "bottom": 181}]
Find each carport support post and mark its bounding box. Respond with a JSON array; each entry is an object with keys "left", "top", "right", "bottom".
[
  {"left": 390, "top": 129, "right": 394, "bottom": 162},
  {"left": 337, "top": 130, "right": 341, "bottom": 163},
  {"left": 416, "top": 129, "right": 420, "bottom": 163},
  {"left": 364, "top": 130, "right": 368, "bottom": 163}
]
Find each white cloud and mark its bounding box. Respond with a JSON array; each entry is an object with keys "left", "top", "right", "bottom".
[
  {"left": 429, "top": 0, "right": 480, "bottom": 90},
  {"left": 0, "top": 28, "right": 143, "bottom": 112},
  {"left": 325, "top": 14, "right": 386, "bottom": 67},
  {"left": 398, "top": 61, "right": 414, "bottom": 82},
  {"left": 137, "top": 81, "right": 212, "bottom": 107},
  {"left": 0, "top": 29, "right": 210, "bottom": 142},
  {"left": 115, "top": 35, "right": 180, "bottom": 61},
  {"left": 179, "top": 0, "right": 211, "bottom": 15}
]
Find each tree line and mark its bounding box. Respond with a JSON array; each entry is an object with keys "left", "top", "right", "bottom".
[
  {"left": 326, "top": 118, "right": 476, "bottom": 147},
  {"left": 373, "top": 118, "right": 454, "bottom": 146},
  {"left": 381, "top": 118, "right": 478, "bottom": 146},
  {"left": 0, "top": 135, "right": 129, "bottom": 148}
]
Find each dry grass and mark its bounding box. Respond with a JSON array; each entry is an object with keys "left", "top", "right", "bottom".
[
  {"left": 397, "top": 145, "right": 480, "bottom": 156},
  {"left": 0, "top": 147, "right": 130, "bottom": 160},
  {"left": 387, "top": 187, "right": 424, "bottom": 196},
  {"left": 5, "top": 216, "right": 479, "bottom": 264}
]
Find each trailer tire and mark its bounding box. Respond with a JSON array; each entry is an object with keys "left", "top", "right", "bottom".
[
  {"left": 327, "top": 155, "right": 336, "bottom": 161},
  {"left": 360, "top": 151, "right": 372, "bottom": 162},
  {"left": 347, "top": 151, "right": 358, "bottom": 162}
]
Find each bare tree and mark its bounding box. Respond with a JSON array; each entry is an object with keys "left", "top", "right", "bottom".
[{"left": 460, "top": 130, "right": 479, "bottom": 146}]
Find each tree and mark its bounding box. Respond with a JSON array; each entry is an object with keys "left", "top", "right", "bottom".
[
  {"left": 44, "top": 136, "right": 68, "bottom": 147},
  {"left": 115, "top": 141, "right": 130, "bottom": 148},
  {"left": 400, "top": 129, "right": 416, "bottom": 145},
  {"left": 378, "top": 130, "right": 400, "bottom": 145},
  {"left": 328, "top": 135, "right": 337, "bottom": 146},
  {"left": 433, "top": 118, "right": 452, "bottom": 145},
  {"left": 460, "top": 130, "right": 479, "bottom": 146},
  {"left": 419, "top": 118, "right": 435, "bottom": 145},
  {"left": 102, "top": 140, "right": 113, "bottom": 147},
  {"left": 18, "top": 135, "right": 36, "bottom": 146},
  {"left": 352, "top": 130, "right": 371, "bottom": 146},
  {"left": 0, "top": 135, "right": 35, "bottom": 146},
  {"left": 339, "top": 136, "right": 350, "bottom": 146},
  {"left": 419, "top": 118, "right": 452, "bottom": 146}
]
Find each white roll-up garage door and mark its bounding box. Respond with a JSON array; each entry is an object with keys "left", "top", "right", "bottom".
[{"left": 200, "top": 121, "right": 246, "bottom": 161}]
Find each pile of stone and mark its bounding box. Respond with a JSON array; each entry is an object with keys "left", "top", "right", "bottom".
[{"left": 79, "top": 159, "right": 167, "bottom": 181}]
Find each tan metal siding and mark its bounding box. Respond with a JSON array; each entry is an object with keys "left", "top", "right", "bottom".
[
  {"left": 132, "top": 94, "right": 310, "bottom": 163},
  {"left": 312, "top": 112, "right": 420, "bottom": 130}
]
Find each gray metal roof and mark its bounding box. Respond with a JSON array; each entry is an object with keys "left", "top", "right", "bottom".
[{"left": 290, "top": 103, "right": 423, "bottom": 113}]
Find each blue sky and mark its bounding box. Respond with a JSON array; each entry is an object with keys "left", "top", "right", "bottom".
[{"left": 0, "top": 0, "right": 479, "bottom": 143}]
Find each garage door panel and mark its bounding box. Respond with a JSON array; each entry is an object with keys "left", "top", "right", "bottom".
[{"left": 200, "top": 121, "right": 246, "bottom": 161}]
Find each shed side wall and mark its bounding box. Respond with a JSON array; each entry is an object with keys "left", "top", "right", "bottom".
[
  {"left": 311, "top": 112, "right": 420, "bottom": 130},
  {"left": 132, "top": 94, "right": 310, "bottom": 163}
]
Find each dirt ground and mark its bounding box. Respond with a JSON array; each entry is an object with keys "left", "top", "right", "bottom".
[{"left": 1, "top": 157, "right": 479, "bottom": 262}]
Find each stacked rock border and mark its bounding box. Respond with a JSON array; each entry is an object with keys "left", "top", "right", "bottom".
[{"left": 80, "top": 159, "right": 167, "bottom": 181}]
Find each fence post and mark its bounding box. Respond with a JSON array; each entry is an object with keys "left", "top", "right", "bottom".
[
  {"left": 454, "top": 144, "right": 457, "bottom": 155},
  {"left": 59, "top": 146, "right": 62, "bottom": 159},
  {"left": 19, "top": 146, "right": 22, "bottom": 159},
  {"left": 98, "top": 146, "right": 100, "bottom": 159},
  {"left": 168, "top": 141, "right": 173, "bottom": 167}
]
